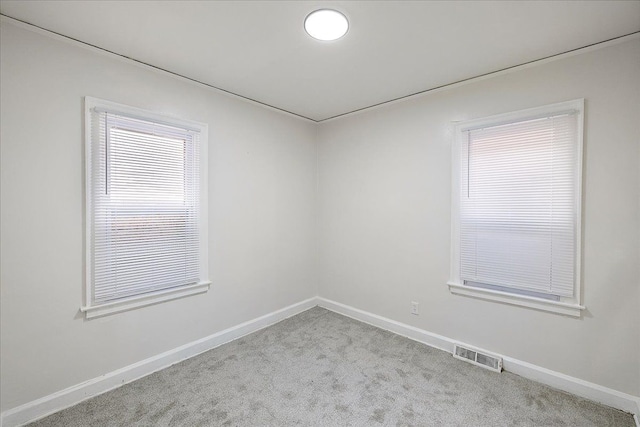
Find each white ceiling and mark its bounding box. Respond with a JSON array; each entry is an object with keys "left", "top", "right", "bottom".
[{"left": 1, "top": 1, "right": 639, "bottom": 121}]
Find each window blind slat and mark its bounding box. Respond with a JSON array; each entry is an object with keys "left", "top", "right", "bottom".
[
  {"left": 459, "top": 114, "right": 578, "bottom": 297},
  {"left": 89, "top": 109, "right": 201, "bottom": 304}
]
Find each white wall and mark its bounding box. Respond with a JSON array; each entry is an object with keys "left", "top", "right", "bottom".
[
  {"left": 0, "top": 22, "right": 317, "bottom": 411},
  {"left": 317, "top": 38, "right": 640, "bottom": 397},
  {"left": 2, "top": 17, "right": 639, "bottom": 417}
]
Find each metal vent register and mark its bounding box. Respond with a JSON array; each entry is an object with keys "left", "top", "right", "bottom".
[{"left": 453, "top": 344, "right": 503, "bottom": 373}]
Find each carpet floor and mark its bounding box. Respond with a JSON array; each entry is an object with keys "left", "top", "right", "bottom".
[{"left": 28, "top": 307, "right": 634, "bottom": 426}]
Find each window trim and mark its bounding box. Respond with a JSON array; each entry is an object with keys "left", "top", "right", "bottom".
[
  {"left": 80, "top": 281, "right": 211, "bottom": 319},
  {"left": 83, "top": 97, "right": 210, "bottom": 318},
  {"left": 448, "top": 99, "right": 585, "bottom": 317}
]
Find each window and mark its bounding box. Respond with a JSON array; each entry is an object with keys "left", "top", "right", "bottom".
[
  {"left": 448, "top": 100, "right": 584, "bottom": 316},
  {"left": 83, "top": 97, "right": 209, "bottom": 318}
]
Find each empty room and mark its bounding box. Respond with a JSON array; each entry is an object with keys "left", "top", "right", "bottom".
[{"left": 1, "top": 1, "right": 639, "bottom": 426}]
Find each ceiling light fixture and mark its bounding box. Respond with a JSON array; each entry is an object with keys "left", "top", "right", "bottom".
[{"left": 304, "top": 9, "right": 349, "bottom": 41}]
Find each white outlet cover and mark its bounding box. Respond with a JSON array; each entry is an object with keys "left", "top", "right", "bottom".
[{"left": 411, "top": 301, "right": 419, "bottom": 315}]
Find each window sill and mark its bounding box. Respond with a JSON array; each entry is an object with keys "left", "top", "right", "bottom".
[
  {"left": 447, "top": 282, "right": 584, "bottom": 317},
  {"left": 81, "top": 281, "right": 211, "bottom": 319}
]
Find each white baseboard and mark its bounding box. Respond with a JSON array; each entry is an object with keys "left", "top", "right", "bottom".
[
  {"left": 3, "top": 296, "right": 638, "bottom": 427},
  {"left": 317, "top": 297, "right": 457, "bottom": 353},
  {"left": 317, "top": 297, "right": 640, "bottom": 423},
  {"left": 502, "top": 356, "right": 640, "bottom": 418},
  {"left": 0, "top": 297, "right": 317, "bottom": 427}
]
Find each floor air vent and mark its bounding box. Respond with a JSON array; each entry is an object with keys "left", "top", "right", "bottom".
[{"left": 453, "top": 344, "right": 503, "bottom": 373}]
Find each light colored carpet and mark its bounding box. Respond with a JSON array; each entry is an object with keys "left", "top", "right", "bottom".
[{"left": 28, "top": 307, "right": 634, "bottom": 426}]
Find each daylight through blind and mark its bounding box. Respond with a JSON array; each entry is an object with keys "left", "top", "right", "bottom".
[
  {"left": 459, "top": 113, "right": 578, "bottom": 297},
  {"left": 89, "top": 111, "right": 201, "bottom": 303}
]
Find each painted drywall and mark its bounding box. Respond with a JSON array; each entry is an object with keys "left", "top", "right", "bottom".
[
  {"left": 317, "top": 38, "right": 640, "bottom": 396},
  {"left": 0, "top": 22, "right": 317, "bottom": 412},
  {"left": 2, "top": 16, "right": 639, "bottom": 418}
]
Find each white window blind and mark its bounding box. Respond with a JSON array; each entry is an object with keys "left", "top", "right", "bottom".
[
  {"left": 88, "top": 107, "right": 202, "bottom": 304},
  {"left": 459, "top": 111, "right": 579, "bottom": 297}
]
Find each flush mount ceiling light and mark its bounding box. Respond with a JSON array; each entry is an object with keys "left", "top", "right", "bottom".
[{"left": 304, "top": 9, "right": 349, "bottom": 41}]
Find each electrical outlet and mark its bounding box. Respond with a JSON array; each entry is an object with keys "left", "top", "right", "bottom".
[{"left": 411, "top": 301, "right": 419, "bottom": 315}]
